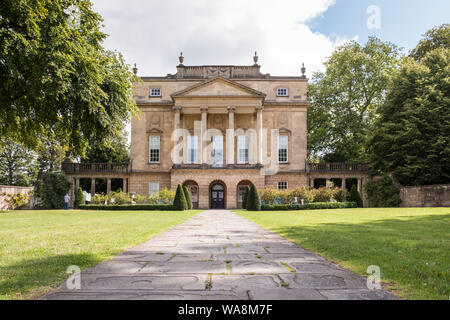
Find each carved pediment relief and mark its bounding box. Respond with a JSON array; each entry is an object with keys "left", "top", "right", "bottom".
[
  {"left": 171, "top": 77, "right": 266, "bottom": 98},
  {"left": 147, "top": 128, "right": 163, "bottom": 134}
]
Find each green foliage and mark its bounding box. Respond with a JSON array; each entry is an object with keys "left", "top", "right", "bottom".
[
  {"left": 259, "top": 188, "right": 279, "bottom": 204},
  {"left": 311, "top": 187, "right": 334, "bottom": 203},
  {"left": 0, "top": 138, "right": 37, "bottom": 186},
  {"left": 246, "top": 185, "right": 261, "bottom": 211},
  {"left": 183, "top": 186, "right": 193, "bottom": 210},
  {"left": 367, "top": 48, "right": 450, "bottom": 185},
  {"left": 0, "top": 0, "right": 138, "bottom": 155},
  {"left": 261, "top": 202, "right": 357, "bottom": 211},
  {"left": 307, "top": 37, "right": 401, "bottom": 162},
  {"left": 365, "top": 176, "right": 402, "bottom": 208},
  {"left": 173, "top": 184, "right": 187, "bottom": 211},
  {"left": 79, "top": 204, "right": 175, "bottom": 211},
  {"left": 91, "top": 194, "right": 107, "bottom": 205},
  {"left": 348, "top": 185, "right": 363, "bottom": 208},
  {"left": 34, "top": 172, "right": 70, "bottom": 209},
  {"left": 291, "top": 186, "right": 315, "bottom": 203},
  {"left": 109, "top": 190, "right": 131, "bottom": 205},
  {"left": 242, "top": 187, "right": 249, "bottom": 209},
  {"left": 74, "top": 187, "right": 85, "bottom": 208},
  {"left": 333, "top": 188, "right": 349, "bottom": 202},
  {"left": 2, "top": 192, "right": 30, "bottom": 210},
  {"left": 81, "top": 131, "right": 130, "bottom": 163},
  {"left": 410, "top": 24, "right": 450, "bottom": 60}
]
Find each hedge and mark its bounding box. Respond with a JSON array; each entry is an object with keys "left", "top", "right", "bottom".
[
  {"left": 261, "top": 202, "right": 357, "bottom": 211},
  {"left": 79, "top": 204, "right": 175, "bottom": 211}
]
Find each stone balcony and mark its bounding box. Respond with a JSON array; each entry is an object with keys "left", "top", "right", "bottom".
[{"left": 307, "top": 163, "right": 370, "bottom": 173}]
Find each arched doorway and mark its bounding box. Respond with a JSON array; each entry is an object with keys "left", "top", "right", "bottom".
[
  {"left": 183, "top": 180, "right": 199, "bottom": 209},
  {"left": 237, "top": 180, "right": 253, "bottom": 208},
  {"left": 210, "top": 181, "right": 226, "bottom": 209}
]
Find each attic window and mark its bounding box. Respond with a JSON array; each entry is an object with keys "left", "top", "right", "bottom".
[
  {"left": 150, "top": 88, "right": 161, "bottom": 97},
  {"left": 277, "top": 88, "right": 289, "bottom": 97}
]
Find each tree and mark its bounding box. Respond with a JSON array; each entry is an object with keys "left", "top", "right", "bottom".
[
  {"left": 0, "top": 0, "right": 138, "bottom": 156},
  {"left": 242, "top": 187, "right": 250, "bottom": 209},
  {"left": 365, "top": 176, "right": 401, "bottom": 208},
  {"left": 307, "top": 37, "right": 401, "bottom": 162},
  {"left": 173, "top": 184, "right": 187, "bottom": 211},
  {"left": 367, "top": 48, "right": 450, "bottom": 186},
  {"left": 246, "top": 185, "right": 261, "bottom": 211},
  {"left": 74, "top": 187, "right": 86, "bottom": 208},
  {"left": 410, "top": 24, "right": 450, "bottom": 61},
  {"left": 183, "top": 186, "right": 193, "bottom": 210},
  {"left": 348, "top": 185, "right": 363, "bottom": 208},
  {"left": 81, "top": 130, "right": 130, "bottom": 163},
  {"left": 0, "top": 138, "right": 37, "bottom": 186},
  {"left": 34, "top": 172, "right": 71, "bottom": 209}
]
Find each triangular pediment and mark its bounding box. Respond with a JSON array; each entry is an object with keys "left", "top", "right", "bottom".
[{"left": 171, "top": 77, "right": 266, "bottom": 98}]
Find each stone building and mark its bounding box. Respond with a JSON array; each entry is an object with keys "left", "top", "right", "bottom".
[{"left": 63, "top": 53, "right": 369, "bottom": 208}]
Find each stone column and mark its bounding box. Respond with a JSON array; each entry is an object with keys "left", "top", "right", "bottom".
[
  {"left": 342, "top": 178, "right": 346, "bottom": 190},
  {"left": 173, "top": 106, "right": 181, "bottom": 133},
  {"left": 200, "top": 106, "right": 208, "bottom": 164},
  {"left": 122, "top": 178, "right": 127, "bottom": 193},
  {"left": 107, "top": 178, "right": 111, "bottom": 194},
  {"left": 256, "top": 106, "right": 263, "bottom": 164},
  {"left": 227, "top": 106, "right": 235, "bottom": 165},
  {"left": 357, "top": 178, "right": 361, "bottom": 194},
  {"left": 91, "top": 178, "right": 96, "bottom": 196},
  {"left": 75, "top": 178, "right": 79, "bottom": 191}
]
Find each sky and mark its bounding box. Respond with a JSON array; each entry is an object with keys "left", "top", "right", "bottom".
[{"left": 91, "top": 0, "right": 450, "bottom": 78}]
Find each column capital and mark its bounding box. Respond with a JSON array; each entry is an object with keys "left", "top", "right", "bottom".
[
  {"left": 173, "top": 106, "right": 182, "bottom": 112},
  {"left": 200, "top": 106, "right": 209, "bottom": 113},
  {"left": 256, "top": 105, "right": 264, "bottom": 111},
  {"left": 227, "top": 106, "right": 236, "bottom": 113}
]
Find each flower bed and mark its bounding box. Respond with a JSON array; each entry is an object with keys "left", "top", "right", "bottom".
[{"left": 261, "top": 202, "right": 357, "bottom": 211}]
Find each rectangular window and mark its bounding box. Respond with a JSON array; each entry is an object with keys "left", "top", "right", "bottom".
[
  {"left": 238, "top": 135, "right": 249, "bottom": 164},
  {"left": 277, "top": 88, "right": 289, "bottom": 97},
  {"left": 150, "top": 88, "right": 161, "bottom": 97},
  {"left": 212, "top": 136, "right": 223, "bottom": 167},
  {"left": 187, "top": 136, "right": 198, "bottom": 164},
  {"left": 149, "top": 182, "right": 160, "bottom": 196},
  {"left": 278, "top": 182, "right": 288, "bottom": 190},
  {"left": 149, "top": 136, "right": 160, "bottom": 163},
  {"left": 278, "top": 135, "right": 288, "bottom": 163}
]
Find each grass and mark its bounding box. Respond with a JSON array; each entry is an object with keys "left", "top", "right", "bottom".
[
  {"left": 0, "top": 209, "right": 201, "bottom": 300},
  {"left": 235, "top": 208, "right": 450, "bottom": 300}
]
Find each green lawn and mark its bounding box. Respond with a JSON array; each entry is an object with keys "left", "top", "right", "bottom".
[
  {"left": 235, "top": 208, "right": 450, "bottom": 300},
  {"left": 0, "top": 209, "right": 201, "bottom": 300}
]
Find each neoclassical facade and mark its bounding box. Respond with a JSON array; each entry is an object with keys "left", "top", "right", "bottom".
[{"left": 63, "top": 53, "right": 369, "bottom": 208}]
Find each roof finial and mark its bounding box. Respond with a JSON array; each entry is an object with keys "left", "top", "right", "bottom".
[
  {"left": 133, "top": 63, "right": 138, "bottom": 75},
  {"left": 253, "top": 51, "right": 259, "bottom": 66},
  {"left": 301, "top": 63, "right": 306, "bottom": 78},
  {"left": 179, "top": 52, "right": 184, "bottom": 65}
]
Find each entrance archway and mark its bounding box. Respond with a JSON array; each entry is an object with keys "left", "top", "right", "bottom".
[
  {"left": 237, "top": 180, "right": 253, "bottom": 208},
  {"left": 210, "top": 181, "right": 226, "bottom": 209},
  {"left": 183, "top": 180, "right": 199, "bottom": 209}
]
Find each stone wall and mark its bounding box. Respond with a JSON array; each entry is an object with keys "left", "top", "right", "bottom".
[
  {"left": 0, "top": 185, "right": 34, "bottom": 211},
  {"left": 400, "top": 184, "right": 450, "bottom": 207}
]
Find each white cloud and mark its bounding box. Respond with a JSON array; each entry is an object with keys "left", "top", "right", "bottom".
[{"left": 91, "top": 0, "right": 345, "bottom": 77}]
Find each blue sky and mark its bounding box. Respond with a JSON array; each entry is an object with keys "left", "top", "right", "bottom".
[{"left": 307, "top": 0, "right": 450, "bottom": 53}]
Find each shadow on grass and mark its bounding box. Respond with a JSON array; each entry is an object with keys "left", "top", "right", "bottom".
[
  {"left": 0, "top": 253, "right": 103, "bottom": 299},
  {"left": 271, "top": 213, "right": 450, "bottom": 299}
]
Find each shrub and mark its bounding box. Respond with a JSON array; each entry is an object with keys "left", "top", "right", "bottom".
[
  {"left": 183, "top": 186, "right": 193, "bottom": 210},
  {"left": 173, "top": 184, "right": 187, "bottom": 211},
  {"left": 157, "top": 188, "right": 176, "bottom": 205},
  {"left": 133, "top": 194, "right": 150, "bottom": 204},
  {"left": 242, "top": 187, "right": 250, "bottom": 209},
  {"left": 91, "top": 193, "right": 107, "bottom": 205},
  {"left": 246, "top": 185, "right": 261, "bottom": 211},
  {"left": 261, "top": 202, "right": 357, "bottom": 211},
  {"left": 333, "top": 187, "right": 349, "bottom": 202},
  {"left": 108, "top": 191, "right": 131, "bottom": 205},
  {"left": 79, "top": 204, "right": 175, "bottom": 211},
  {"left": 312, "top": 187, "right": 334, "bottom": 203},
  {"left": 291, "top": 186, "right": 314, "bottom": 204},
  {"left": 278, "top": 189, "right": 295, "bottom": 204},
  {"left": 260, "top": 188, "right": 279, "bottom": 205},
  {"left": 365, "top": 175, "right": 402, "bottom": 207},
  {"left": 349, "top": 185, "right": 363, "bottom": 208},
  {"left": 74, "top": 188, "right": 85, "bottom": 208},
  {"left": 34, "top": 172, "right": 71, "bottom": 209},
  {"left": 3, "top": 192, "right": 30, "bottom": 210}
]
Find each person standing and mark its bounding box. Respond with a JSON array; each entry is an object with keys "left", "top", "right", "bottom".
[{"left": 64, "top": 193, "right": 70, "bottom": 209}]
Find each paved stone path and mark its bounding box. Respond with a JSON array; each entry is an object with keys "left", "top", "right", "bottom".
[{"left": 42, "top": 210, "right": 397, "bottom": 300}]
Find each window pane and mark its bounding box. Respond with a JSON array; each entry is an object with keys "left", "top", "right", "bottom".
[
  {"left": 149, "top": 182, "right": 160, "bottom": 195},
  {"left": 149, "top": 136, "right": 160, "bottom": 163},
  {"left": 187, "top": 136, "right": 198, "bottom": 164},
  {"left": 278, "top": 136, "right": 288, "bottom": 163},
  {"left": 238, "top": 136, "right": 249, "bottom": 164},
  {"left": 278, "top": 182, "right": 288, "bottom": 190}
]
